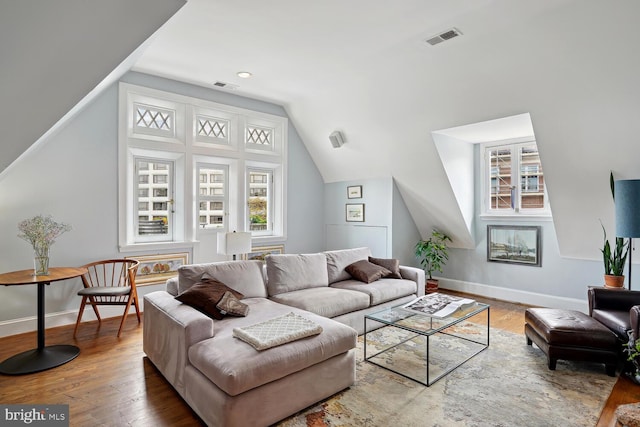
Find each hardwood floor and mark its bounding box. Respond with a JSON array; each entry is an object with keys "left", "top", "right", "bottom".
[{"left": 0, "top": 293, "right": 636, "bottom": 426}]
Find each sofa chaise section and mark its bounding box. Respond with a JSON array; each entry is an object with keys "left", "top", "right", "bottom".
[{"left": 185, "top": 298, "right": 356, "bottom": 426}]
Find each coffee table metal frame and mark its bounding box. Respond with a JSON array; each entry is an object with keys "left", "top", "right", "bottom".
[{"left": 364, "top": 302, "right": 490, "bottom": 386}]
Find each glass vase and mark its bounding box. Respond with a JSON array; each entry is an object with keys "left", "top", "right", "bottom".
[{"left": 34, "top": 246, "right": 50, "bottom": 275}]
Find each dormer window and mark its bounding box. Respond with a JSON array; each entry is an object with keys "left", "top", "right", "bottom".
[{"left": 482, "top": 141, "right": 550, "bottom": 216}]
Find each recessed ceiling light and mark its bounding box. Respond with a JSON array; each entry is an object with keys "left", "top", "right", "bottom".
[{"left": 237, "top": 71, "right": 252, "bottom": 79}]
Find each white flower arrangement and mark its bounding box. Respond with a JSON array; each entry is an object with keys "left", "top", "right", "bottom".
[{"left": 18, "top": 215, "right": 72, "bottom": 258}]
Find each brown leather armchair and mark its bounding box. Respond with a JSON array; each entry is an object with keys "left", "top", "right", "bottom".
[{"left": 588, "top": 286, "right": 640, "bottom": 341}]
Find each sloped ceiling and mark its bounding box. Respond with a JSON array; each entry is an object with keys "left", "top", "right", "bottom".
[
  {"left": 4, "top": 0, "right": 639, "bottom": 260},
  {"left": 0, "top": 0, "right": 185, "bottom": 175},
  {"left": 132, "top": 0, "right": 640, "bottom": 259}
]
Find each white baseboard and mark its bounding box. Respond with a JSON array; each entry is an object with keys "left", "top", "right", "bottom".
[
  {"left": 0, "top": 304, "right": 145, "bottom": 338},
  {"left": 0, "top": 280, "right": 588, "bottom": 338},
  {"left": 438, "top": 277, "right": 588, "bottom": 313}
]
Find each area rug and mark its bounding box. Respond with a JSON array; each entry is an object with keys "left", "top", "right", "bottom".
[{"left": 277, "top": 325, "right": 616, "bottom": 427}]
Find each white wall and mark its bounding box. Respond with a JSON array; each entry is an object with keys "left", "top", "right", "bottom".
[
  {"left": 324, "top": 176, "right": 421, "bottom": 266},
  {"left": 433, "top": 133, "right": 475, "bottom": 239},
  {"left": 0, "top": 72, "right": 325, "bottom": 335}
]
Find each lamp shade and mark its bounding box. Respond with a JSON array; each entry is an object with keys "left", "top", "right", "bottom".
[
  {"left": 217, "top": 231, "right": 252, "bottom": 255},
  {"left": 615, "top": 179, "right": 640, "bottom": 238}
]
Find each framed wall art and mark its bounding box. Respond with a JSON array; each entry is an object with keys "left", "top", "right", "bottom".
[
  {"left": 347, "top": 185, "right": 362, "bottom": 199},
  {"left": 346, "top": 203, "right": 365, "bottom": 222},
  {"left": 128, "top": 252, "right": 189, "bottom": 286},
  {"left": 242, "top": 245, "right": 285, "bottom": 261},
  {"left": 487, "top": 225, "right": 541, "bottom": 267}
]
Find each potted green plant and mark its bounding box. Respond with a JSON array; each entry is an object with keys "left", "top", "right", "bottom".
[
  {"left": 601, "top": 224, "right": 628, "bottom": 288},
  {"left": 415, "top": 229, "right": 452, "bottom": 293},
  {"left": 601, "top": 172, "right": 628, "bottom": 288},
  {"left": 624, "top": 331, "right": 640, "bottom": 384}
]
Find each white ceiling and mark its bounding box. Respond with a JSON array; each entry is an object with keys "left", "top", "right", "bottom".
[{"left": 131, "top": 0, "right": 640, "bottom": 257}]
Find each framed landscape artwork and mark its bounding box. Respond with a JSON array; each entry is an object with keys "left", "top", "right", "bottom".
[
  {"left": 129, "top": 252, "right": 189, "bottom": 286},
  {"left": 346, "top": 203, "right": 365, "bottom": 222},
  {"left": 487, "top": 225, "right": 541, "bottom": 267},
  {"left": 242, "top": 245, "right": 285, "bottom": 261}
]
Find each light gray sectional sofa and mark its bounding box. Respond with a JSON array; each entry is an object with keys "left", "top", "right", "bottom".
[{"left": 143, "top": 247, "right": 425, "bottom": 426}]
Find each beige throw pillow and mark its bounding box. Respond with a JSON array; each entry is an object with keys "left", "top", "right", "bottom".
[
  {"left": 216, "top": 291, "right": 249, "bottom": 317},
  {"left": 175, "top": 278, "right": 244, "bottom": 320}
]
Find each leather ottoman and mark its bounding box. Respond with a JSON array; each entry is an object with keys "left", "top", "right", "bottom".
[{"left": 524, "top": 308, "right": 619, "bottom": 376}]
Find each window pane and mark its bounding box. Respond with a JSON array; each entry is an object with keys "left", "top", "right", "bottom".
[
  {"left": 248, "top": 171, "right": 270, "bottom": 232},
  {"left": 136, "top": 159, "right": 171, "bottom": 237},
  {"left": 210, "top": 173, "right": 224, "bottom": 183},
  {"left": 197, "top": 166, "right": 227, "bottom": 230},
  {"left": 199, "top": 168, "right": 225, "bottom": 197},
  {"left": 489, "top": 148, "right": 512, "bottom": 210},
  {"left": 520, "top": 147, "right": 545, "bottom": 209},
  {"left": 246, "top": 126, "right": 273, "bottom": 146}
]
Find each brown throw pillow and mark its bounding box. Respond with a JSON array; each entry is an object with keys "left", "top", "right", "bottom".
[
  {"left": 345, "top": 259, "right": 391, "bottom": 284},
  {"left": 175, "top": 278, "right": 244, "bottom": 320},
  {"left": 368, "top": 256, "right": 402, "bottom": 279},
  {"left": 216, "top": 291, "right": 249, "bottom": 317}
]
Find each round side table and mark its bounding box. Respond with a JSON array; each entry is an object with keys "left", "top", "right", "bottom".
[{"left": 0, "top": 267, "right": 87, "bottom": 375}]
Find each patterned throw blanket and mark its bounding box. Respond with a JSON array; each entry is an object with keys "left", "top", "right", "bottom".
[{"left": 233, "top": 312, "right": 323, "bottom": 350}]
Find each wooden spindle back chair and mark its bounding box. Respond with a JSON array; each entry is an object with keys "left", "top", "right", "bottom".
[{"left": 73, "top": 259, "right": 140, "bottom": 337}]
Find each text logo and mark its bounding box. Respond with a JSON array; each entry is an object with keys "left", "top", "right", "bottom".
[{"left": 0, "top": 405, "right": 68, "bottom": 426}]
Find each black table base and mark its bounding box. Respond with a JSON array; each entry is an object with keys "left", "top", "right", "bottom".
[{"left": 0, "top": 345, "right": 80, "bottom": 375}]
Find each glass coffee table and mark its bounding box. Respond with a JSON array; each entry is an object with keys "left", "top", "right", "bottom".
[{"left": 364, "top": 302, "right": 490, "bottom": 386}]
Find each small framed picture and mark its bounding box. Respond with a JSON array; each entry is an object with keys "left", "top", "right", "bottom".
[
  {"left": 346, "top": 203, "right": 365, "bottom": 222},
  {"left": 487, "top": 225, "right": 541, "bottom": 267},
  {"left": 347, "top": 185, "right": 362, "bottom": 199}
]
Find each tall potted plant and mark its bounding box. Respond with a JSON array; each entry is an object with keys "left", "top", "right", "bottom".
[
  {"left": 601, "top": 172, "right": 629, "bottom": 288},
  {"left": 415, "top": 229, "right": 451, "bottom": 293},
  {"left": 601, "top": 224, "right": 628, "bottom": 288}
]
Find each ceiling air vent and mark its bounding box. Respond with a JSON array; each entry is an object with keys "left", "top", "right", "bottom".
[
  {"left": 426, "top": 28, "right": 462, "bottom": 46},
  {"left": 212, "top": 81, "right": 238, "bottom": 90}
]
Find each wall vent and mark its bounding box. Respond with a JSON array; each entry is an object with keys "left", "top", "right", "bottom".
[
  {"left": 212, "top": 81, "right": 239, "bottom": 90},
  {"left": 426, "top": 28, "right": 462, "bottom": 46}
]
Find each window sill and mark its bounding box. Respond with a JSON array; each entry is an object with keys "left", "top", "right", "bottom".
[
  {"left": 479, "top": 213, "right": 553, "bottom": 222},
  {"left": 252, "top": 235, "right": 287, "bottom": 246},
  {"left": 119, "top": 241, "right": 196, "bottom": 253}
]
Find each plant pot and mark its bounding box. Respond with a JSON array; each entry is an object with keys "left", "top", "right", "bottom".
[
  {"left": 604, "top": 274, "right": 625, "bottom": 288},
  {"left": 625, "top": 371, "right": 640, "bottom": 385},
  {"left": 426, "top": 278, "right": 439, "bottom": 294}
]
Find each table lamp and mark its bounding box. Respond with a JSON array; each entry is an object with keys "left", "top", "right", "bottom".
[
  {"left": 217, "top": 231, "right": 252, "bottom": 260},
  {"left": 615, "top": 179, "right": 640, "bottom": 289}
]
